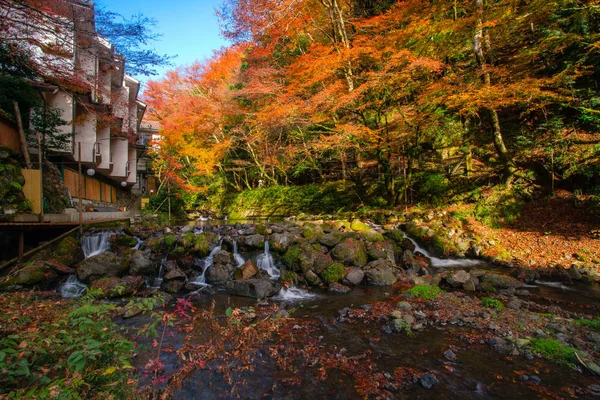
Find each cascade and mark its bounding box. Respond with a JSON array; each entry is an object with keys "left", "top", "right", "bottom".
[
  {"left": 191, "top": 240, "right": 223, "bottom": 287},
  {"left": 233, "top": 239, "right": 245, "bottom": 267},
  {"left": 82, "top": 230, "right": 115, "bottom": 258},
  {"left": 59, "top": 275, "right": 87, "bottom": 298},
  {"left": 256, "top": 241, "right": 280, "bottom": 278},
  {"left": 404, "top": 235, "right": 482, "bottom": 268}
]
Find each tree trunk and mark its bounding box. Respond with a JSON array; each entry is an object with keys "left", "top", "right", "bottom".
[
  {"left": 13, "top": 101, "right": 32, "bottom": 168},
  {"left": 473, "top": 0, "right": 514, "bottom": 181}
]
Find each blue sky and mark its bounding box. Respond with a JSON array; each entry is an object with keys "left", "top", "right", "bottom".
[{"left": 97, "top": 0, "right": 229, "bottom": 83}]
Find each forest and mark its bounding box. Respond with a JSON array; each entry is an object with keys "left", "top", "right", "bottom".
[{"left": 145, "top": 0, "right": 600, "bottom": 213}]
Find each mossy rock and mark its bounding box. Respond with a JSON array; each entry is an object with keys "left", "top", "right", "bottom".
[
  {"left": 360, "top": 229, "right": 385, "bottom": 242},
  {"left": 331, "top": 238, "right": 368, "bottom": 267},
  {"left": 255, "top": 223, "right": 269, "bottom": 236},
  {"left": 302, "top": 223, "right": 324, "bottom": 242},
  {"left": 350, "top": 219, "right": 370, "bottom": 232},
  {"left": 53, "top": 236, "right": 84, "bottom": 267},
  {"left": 282, "top": 242, "right": 319, "bottom": 272},
  {"left": 111, "top": 234, "right": 137, "bottom": 248},
  {"left": 321, "top": 263, "right": 345, "bottom": 284},
  {"left": 193, "top": 232, "right": 217, "bottom": 257}
]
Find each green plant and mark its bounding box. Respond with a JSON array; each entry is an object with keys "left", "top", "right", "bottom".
[
  {"left": 529, "top": 338, "right": 577, "bottom": 369},
  {"left": 321, "top": 263, "right": 345, "bottom": 284},
  {"left": 481, "top": 297, "right": 504, "bottom": 310},
  {"left": 405, "top": 285, "right": 443, "bottom": 300}
]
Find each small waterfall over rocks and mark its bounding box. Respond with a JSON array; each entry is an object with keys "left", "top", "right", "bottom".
[
  {"left": 256, "top": 241, "right": 280, "bottom": 279},
  {"left": 82, "top": 230, "right": 116, "bottom": 258},
  {"left": 233, "top": 239, "right": 245, "bottom": 267},
  {"left": 404, "top": 235, "right": 482, "bottom": 268},
  {"left": 59, "top": 275, "right": 87, "bottom": 298}
]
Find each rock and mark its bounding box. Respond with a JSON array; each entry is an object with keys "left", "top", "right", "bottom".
[
  {"left": 350, "top": 219, "right": 370, "bottom": 232},
  {"left": 343, "top": 268, "right": 365, "bottom": 286},
  {"left": 241, "top": 234, "right": 265, "bottom": 250},
  {"left": 270, "top": 232, "right": 293, "bottom": 253},
  {"left": 235, "top": 259, "right": 259, "bottom": 280},
  {"left": 443, "top": 349, "right": 456, "bottom": 361},
  {"left": 446, "top": 270, "right": 471, "bottom": 288},
  {"left": 419, "top": 373, "right": 438, "bottom": 389},
  {"left": 365, "top": 264, "right": 398, "bottom": 286},
  {"left": 397, "top": 301, "right": 412, "bottom": 311},
  {"left": 331, "top": 238, "right": 368, "bottom": 267},
  {"left": 320, "top": 230, "right": 345, "bottom": 248},
  {"left": 328, "top": 282, "right": 350, "bottom": 294},
  {"left": 480, "top": 273, "right": 524, "bottom": 290},
  {"left": 360, "top": 229, "right": 385, "bottom": 242},
  {"left": 53, "top": 236, "right": 84, "bottom": 266},
  {"left": 129, "top": 250, "right": 155, "bottom": 276},
  {"left": 226, "top": 279, "right": 281, "bottom": 298},
  {"left": 304, "top": 270, "right": 322, "bottom": 286},
  {"left": 507, "top": 297, "right": 522, "bottom": 310},
  {"left": 77, "top": 252, "right": 128, "bottom": 283},
  {"left": 366, "top": 241, "right": 395, "bottom": 263}
]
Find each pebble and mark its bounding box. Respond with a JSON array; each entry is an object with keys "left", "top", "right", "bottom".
[{"left": 419, "top": 373, "right": 439, "bottom": 389}]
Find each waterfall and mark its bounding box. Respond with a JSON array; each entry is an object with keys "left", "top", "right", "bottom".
[
  {"left": 59, "top": 275, "right": 87, "bottom": 298},
  {"left": 273, "top": 286, "right": 318, "bottom": 301},
  {"left": 82, "top": 231, "right": 115, "bottom": 258},
  {"left": 191, "top": 240, "right": 223, "bottom": 287},
  {"left": 233, "top": 239, "right": 245, "bottom": 267},
  {"left": 404, "top": 235, "right": 482, "bottom": 268},
  {"left": 256, "top": 241, "right": 280, "bottom": 279}
]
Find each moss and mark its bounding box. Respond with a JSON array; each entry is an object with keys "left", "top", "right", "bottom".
[
  {"left": 481, "top": 297, "right": 504, "bottom": 310},
  {"left": 321, "top": 263, "right": 345, "bottom": 284},
  {"left": 529, "top": 338, "right": 577, "bottom": 369},
  {"left": 405, "top": 285, "right": 443, "bottom": 300}
]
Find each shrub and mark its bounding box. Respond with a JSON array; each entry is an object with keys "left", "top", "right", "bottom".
[
  {"left": 481, "top": 297, "right": 504, "bottom": 310},
  {"left": 406, "top": 285, "right": 443, "bottom": 300}
]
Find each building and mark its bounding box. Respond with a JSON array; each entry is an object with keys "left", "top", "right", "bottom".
[{"left": 1, "top": 0, "right": 147, "bottom": 211}]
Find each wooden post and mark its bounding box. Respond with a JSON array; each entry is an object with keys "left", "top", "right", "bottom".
[
  {"left": 38, "top": 133, "right": 44, "bottom": 222},
  {"left": 78, "top": 142, "right": 83, "bottom": 235},
  {"left": 18, "top": 231, "right": 24, "bottom": 262}
]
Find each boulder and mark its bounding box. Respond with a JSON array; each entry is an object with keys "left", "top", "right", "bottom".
[
  {"left": 235, "top": 259, "right": 259, "bottom": 280},
  {"left": 129, "top": 250, "right": 155, "bottom": 276},
  {"left": 53, "top": 236, "right": 84, "bottom": 267},
  {"left": 343, "top": 268, "right": 365, "bottom": 286},
  {"left": 365, "top": 264, "right": 398, "bottom": 286},
  {"left": 360, "top": 229, "right": 385, "bottom": 242},
  {"left": 479, "top": 273, "right": 524, "bottom": 290},
  {"left": 366, "top": 241, "right": 395, "bottom": 263},
  {"left": 331, "top": 238, "right": 368, "bottom": 267},
  {"left": 270, "top": 232, "right": 293, "bottom": 253},
  {"left": 226, "top": 279, "right": 281, "bottom": 298},
  {"left": 328, "top": 282, "right": 350, "bottom": 294},
  {"left": 283, "top": 242, "right": 319, "bottom": 272},
  {"left": 77, "top": 252, "right": 128, "bottom": 283}
]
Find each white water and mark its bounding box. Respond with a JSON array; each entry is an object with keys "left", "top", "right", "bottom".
[
  {"left": 190, "top": 241, "right": 223, "bottom": 287},
  {"left": 404, "top": 236, "right": 482, "bottom": 268},
  {"left": 233, "top": 240, "right": 245, "bottom": 267},
  {"left": 256, "top": 241, "right": 280, "bottom": 279},
  {"left": 273, "top": 286, "right": 318, "bottom": 302},
  {"left": 59, "top": 275, "right": 87, "bottom": 298},
  {"left": 82, "top": 231, "right": 115, "bottom": 258}
]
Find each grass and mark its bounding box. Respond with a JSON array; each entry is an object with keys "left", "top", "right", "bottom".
[
  {"left": 529, "top": 338, "right": 577, "bottom": 369},
  {"left": 481, "top": 297, "right": 504, "bottom": 311},
  {"left": 405, "top": 285, "right": 443, "bottom": 300}
]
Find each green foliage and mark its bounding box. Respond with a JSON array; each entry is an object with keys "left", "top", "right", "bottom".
[
  {"left": 0, "top": 292, "right": 136, "bottom": 398},
  {"left": 406, "top": 285, "right": 443, "bottom": 300},
  {"left": 321, "top": 263, "right": 345, "bottom": 284},
  {"left": 529, "top": 338, "right": 577, "bottom": 369},
  {"left": 481, "top": 297, "right": 505, "bottom": 311}
]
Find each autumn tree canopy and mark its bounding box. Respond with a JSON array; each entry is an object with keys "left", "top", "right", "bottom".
[{"left": 146, "top": 0, "right": 600, "bottom": 205}]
